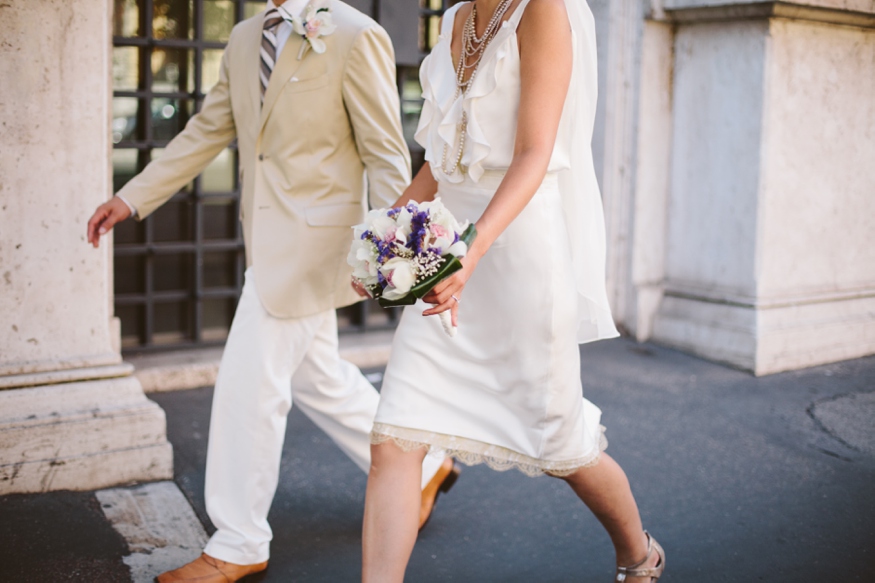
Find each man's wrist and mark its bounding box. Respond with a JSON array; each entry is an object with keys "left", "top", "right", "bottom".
[{"left": 116, "top": 194, "right": 138, "bottom": 219}]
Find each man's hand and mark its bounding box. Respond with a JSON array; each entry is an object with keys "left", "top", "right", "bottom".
[{"left": 87, "top": 197, "right": 132, "bottom": 248}]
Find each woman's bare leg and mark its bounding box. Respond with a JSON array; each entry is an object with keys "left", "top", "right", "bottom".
[
  {"left": 560, "top": 453, "right": 660, "bottom": 581},
  {"left": 362, "top": 441, "right": 427, "bottom": 583}
]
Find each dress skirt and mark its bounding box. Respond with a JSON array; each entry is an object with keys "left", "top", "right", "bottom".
[{"left": 371, "top": 171, "right": 607, "bottom": 476}]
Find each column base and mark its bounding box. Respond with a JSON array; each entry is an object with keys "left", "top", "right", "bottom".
[
  {"left": 652, "top": 291, "right": 875, "bottom": 375},
  {"left": 0, "top": 375, "right": 173, "bottom": 494}
]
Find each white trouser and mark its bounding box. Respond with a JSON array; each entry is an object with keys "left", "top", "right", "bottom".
[{"left": 203, "top": 269, "right": 443, "bottom": 565}]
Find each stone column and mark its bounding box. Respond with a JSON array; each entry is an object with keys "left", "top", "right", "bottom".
[
  {"left": 0, "top": 1, "right": 172, "bottom": 493},
  {"left": 646, "top": 0, "right": 875, "bottom": 374}
]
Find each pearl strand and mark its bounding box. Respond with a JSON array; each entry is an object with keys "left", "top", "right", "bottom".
[{"left": 440, "top": 0, "right": 513, "bottom": 176}]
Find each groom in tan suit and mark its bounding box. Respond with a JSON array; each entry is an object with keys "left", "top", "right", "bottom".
[{"left": 87, "top": 1, "right": 458, "bottom": 581}]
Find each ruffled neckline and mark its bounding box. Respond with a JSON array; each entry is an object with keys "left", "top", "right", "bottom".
[{"left": 414, "top": 5, "right": 524, "bottom": 183}]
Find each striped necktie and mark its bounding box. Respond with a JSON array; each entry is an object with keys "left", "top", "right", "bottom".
[{"left": 260, "top": 8, "right": 285, "bottom": 104}]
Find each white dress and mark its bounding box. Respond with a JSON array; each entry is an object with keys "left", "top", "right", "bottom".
[{"left": 371, "top": 0, "right": 619, "bottom": 477}]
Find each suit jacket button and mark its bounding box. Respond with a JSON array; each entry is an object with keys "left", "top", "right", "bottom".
[{"left": 258, "top": 154, "right": 264, "bottom": 161}]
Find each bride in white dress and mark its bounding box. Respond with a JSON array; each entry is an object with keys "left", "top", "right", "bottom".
[{"left": 360, "top": 0, "right": 665, "bottom": 581}]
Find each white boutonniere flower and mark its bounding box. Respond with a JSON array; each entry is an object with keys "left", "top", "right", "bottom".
[{"left": 279, "top": 0, "right": 337, "bottom": 60}]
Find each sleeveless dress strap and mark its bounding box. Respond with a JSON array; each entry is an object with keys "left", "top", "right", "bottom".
[
  {"left": 507, "top": 0, "right": 535, "bottom": 29},
  {"left": 443, "top": 0, "right": 533, "bottom": 38},
  {"left": 440, "top": 3, "right": 464, "bottom": 38}
]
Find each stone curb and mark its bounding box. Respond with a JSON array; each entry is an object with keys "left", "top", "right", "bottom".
[{"left": 129, "top": 331, "right": 394, "bottom": 393}]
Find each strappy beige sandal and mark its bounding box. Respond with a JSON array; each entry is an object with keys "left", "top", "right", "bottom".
[{"left": 615, "top": 531, "right": 665, "bottom": 582}]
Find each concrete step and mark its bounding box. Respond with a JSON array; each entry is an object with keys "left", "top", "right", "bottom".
[
  {"left": 0, "top": 377, "right": 173, "bottom": 494},
  {"left": 1, "top": 403, "right": 167, "bottom": 463},
  {"left": 0, "top": 443, "right": 173, "bottom": 493}
]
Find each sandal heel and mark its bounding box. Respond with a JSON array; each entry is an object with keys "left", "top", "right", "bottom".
[{"left": 615, "top": 531, "right": 665, "bottom": 582}]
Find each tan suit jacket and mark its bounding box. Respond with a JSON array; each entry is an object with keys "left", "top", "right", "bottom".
[{"left": 116, "top": 2, "right": 410, "bottom": 319}]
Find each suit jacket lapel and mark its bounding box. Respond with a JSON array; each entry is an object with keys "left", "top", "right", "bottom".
[{"left": 259, "top": 34, "right": 307, "bottom": 134}]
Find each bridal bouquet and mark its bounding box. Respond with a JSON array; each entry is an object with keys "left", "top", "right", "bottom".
[{"left": 347, "top": 199, "right": 476, "bottom": 336}]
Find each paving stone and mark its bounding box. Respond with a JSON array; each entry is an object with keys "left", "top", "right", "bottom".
[{"left": 97, "top": 481, "right": 209, "bottom": 583}]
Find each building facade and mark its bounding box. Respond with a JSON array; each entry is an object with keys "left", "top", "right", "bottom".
[{"left": 0, "top": 0, "right": 873, "bottom": 494}]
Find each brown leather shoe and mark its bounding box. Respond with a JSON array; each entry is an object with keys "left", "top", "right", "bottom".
[
  {"left": 155, "top": 553, "right": 268, "bottom": 583},
  {"left": 419, "top": 458, "right": 461, "bottom": 530}
]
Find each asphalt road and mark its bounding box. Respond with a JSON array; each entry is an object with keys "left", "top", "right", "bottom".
[
  {"left": 0, "top": 489, "right": 131, "bottom": 582},
  {"left": 147, "top": 337, "right": 875, "bottom": 583}
]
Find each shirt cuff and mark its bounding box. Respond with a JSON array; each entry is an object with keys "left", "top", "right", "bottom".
[{"left": 116, "top": 194, "right": 138, "bottom": 219}]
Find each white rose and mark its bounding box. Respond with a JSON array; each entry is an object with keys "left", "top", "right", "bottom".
[{"left": 380, "top": 257, "right": 417, "bottom": 300}]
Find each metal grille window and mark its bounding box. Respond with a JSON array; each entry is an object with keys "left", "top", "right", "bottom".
[
  {"left": 113, "top": 0, "right": 262, "bottom": 351},
  {"left": 421, "top": 0, "right": 450, "bottom": 53},
  {"left": 111, "top": 0, "right": 450, "bottom": 351},
  {"left": 398, "top": 0, "right": 450, "bottom": 170}
]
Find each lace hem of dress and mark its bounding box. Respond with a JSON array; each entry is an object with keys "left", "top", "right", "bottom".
[{"left": 371, "top": 423, "right": 608, "bottom": 478}]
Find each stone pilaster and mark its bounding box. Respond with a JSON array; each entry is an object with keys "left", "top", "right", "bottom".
[
  {"left": 0, "top": 0, "right": 172, "bottom": 493},
  {"left": 647, "top": 0, "right": 875, "bottom": 374}
]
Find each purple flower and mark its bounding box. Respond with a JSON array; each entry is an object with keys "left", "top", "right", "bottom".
[{"left": 408, "top": 209, "right": 432, "bottom": 255}]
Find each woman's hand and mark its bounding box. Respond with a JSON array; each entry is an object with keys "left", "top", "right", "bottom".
[
  {"left": 351, "top": 278, "right": 371, "bottom": 298},
  {"left": 421, "top": 254, "right": 479, "bottom": 327}
]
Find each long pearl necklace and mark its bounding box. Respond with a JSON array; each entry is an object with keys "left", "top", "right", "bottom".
[{"left": 440, "top": 0, "right": 513, "bottom": 176}]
